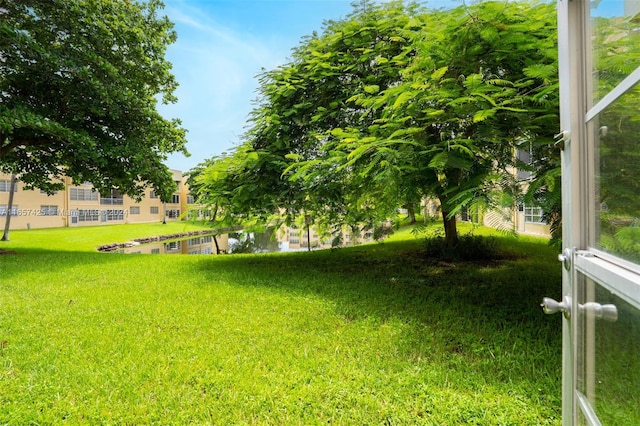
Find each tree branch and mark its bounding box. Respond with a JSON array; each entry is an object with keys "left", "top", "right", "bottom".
[
  {"left": 0, "top": 137, "right": 50, "bottom": 159},
  {"left": 0, "top": 138, "right": 26, "bottom": 159}
]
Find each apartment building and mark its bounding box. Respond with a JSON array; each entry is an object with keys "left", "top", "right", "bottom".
[
  {"left": 0, "top": 170, "right": 191, "bottom": 230},
  {"left": 418, "top": 141, "right": 551, "bottom": 238},
  {"left": 421, "top": 194, "right": 551, "bottom": 238},
  {"left": 489, "top": 144, "right": 551, "bottom": 237}
]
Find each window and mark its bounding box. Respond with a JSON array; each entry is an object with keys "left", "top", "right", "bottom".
[
  {"left": 166, "top": 209, "right": 180, "bottom": 218},
  {"left": 78, "top": 209, "right": 99, "bottom": 222},
  {"left": 460, "top": 207, "right": 479, "bottom": 223},
  {"left": 150, "top": 206, "right": 159, "bottom": 215},
  {"left": 171, "top": 194, "right": 180, "bottom": 204},
  {"left": 165, "top": 241, "right": 181, "bottom": 251},
  {"left": 103, "top": 209, "right": 124, "bottom": 221},
  {"left": 130, "top": 206, "right": 140, "bottom": 215},
  {"left": 87, "top": 188, "right": 98, "bottom": 201},
  {"left": 0, "top": 180, "right": 17, "bottom": 192},
  {"left": 150, "top": 190, "right": 158, "bottom": 199},
  {"left": 524, "top": 205, "right": 544, "bottom": 224},
  {"left": 516, "top": 142, "right": 533, "bottom": 181},
  {"left": 190, "top": 236, "right": 213, "bottom": 245},
  {"left": 151, "top": 248, "right": 160, "bottom": 254},
  {"left": 40, "top": 205, "right": 58, "bottom": 216},
  {"left": 187, "top": 195, "right": 195, "bottom": 204},
  {"left": 40, "top": 189, "right": 58, "bottom": 195},
  {"left": 70, "top": 187, "right": 98, "bottom": 201},
  {"left": 100, "top": 198, "right": 124, "bottom": 205},
  {"left": 0, "top": 205, "right": 18, "bottom": 216}
]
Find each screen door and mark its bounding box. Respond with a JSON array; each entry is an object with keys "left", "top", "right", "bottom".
[{"left": 550, "top": 1, "right": 640, "bottom": 424}]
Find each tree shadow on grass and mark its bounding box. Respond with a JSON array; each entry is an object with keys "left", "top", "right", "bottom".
[
  {"left": 193, "top": 237, "right": 562, "bottom": 328},
  {"left": 192, "top": 237, "right": 563, "bottom": 405}
]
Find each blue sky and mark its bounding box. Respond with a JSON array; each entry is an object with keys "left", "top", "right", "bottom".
[
  {"left": 160, "top": 0, "right": 631, "bottom": 172},
  {"left": 158, "top": 0, "right": 458, "bottom": 172}
]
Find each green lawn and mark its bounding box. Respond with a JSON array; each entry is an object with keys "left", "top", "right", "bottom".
[{"left": 0, "top": 222, "right": 562, "bottom": 424}]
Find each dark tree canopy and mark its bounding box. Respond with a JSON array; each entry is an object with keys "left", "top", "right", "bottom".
[{"left": 0, "top": 0, "right": 187, "bottom": 201}]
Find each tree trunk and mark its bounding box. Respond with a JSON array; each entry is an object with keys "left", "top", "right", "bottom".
[
  {"left": 305, "top": 214, "right": 312, "bottom": 252},
  {"left": 2, "top": 174, "right": 17, "bottom": 241},
  {"left": 213, "top": 234, "right": 220, "bottom": 254},
  {"left": 441, "top": 207, "right": 458, "bottom": 249},
  {"left": 438, "top": 169, "right": 461, "bottom": 249},
  {"left": 406, "top": 204, "right": 417, "bottom": 224},
  {"left": 210, "top": 204, "right": 220, "bottom": 253}
]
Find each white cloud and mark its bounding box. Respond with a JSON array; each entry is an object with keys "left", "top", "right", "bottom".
[{"left": 159, "top": 1, "right": 292, "bottom": 171}]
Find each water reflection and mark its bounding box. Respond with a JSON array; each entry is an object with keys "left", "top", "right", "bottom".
[
  {"left": 227, "top": 229, "right": 322, "bottom": 254},
  {"left": 115, "top": 233, "right": 229, "bottom": 255},
  {"left": 228, "top": 230, "right": 280, "bottom": 254},
  {"left": 108, "top": 225, "right": 382, "bottom": 255},
  {"left": 594, "top": 82, "right": 640, "bottom": 263}
]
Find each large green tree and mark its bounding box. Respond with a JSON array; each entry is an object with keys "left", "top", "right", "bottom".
[
  {"left": 325, "top": 1, "right": 559, "bottom": 247},
  {"left": 0, "top": 0, "right": 187, "bottom": 201},
  {"left": 191, "top": 1, "right": 420, "bottom": 232},
  {"left": 194, "top": 1, "right": 559, "bottom": 248}
]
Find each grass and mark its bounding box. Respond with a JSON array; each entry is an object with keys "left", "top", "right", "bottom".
[
  {"left": 0, "top": 222, "right": 562, "bottom": 424},
  {"left": 0, "top": 221, "right": 214, "bottom": 252}
]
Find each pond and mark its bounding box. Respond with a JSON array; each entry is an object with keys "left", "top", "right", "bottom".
[
  {"left": 97, "top": 231, "right": 228, "bottom": 255},
  {"left": 98, "top": 228, "right": 321, "bottom": 255},
  {"left": 98, "top": 226, "right": 382, "bottom": 255}
]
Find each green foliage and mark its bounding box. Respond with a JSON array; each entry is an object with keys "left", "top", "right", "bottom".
[
  {"left": 193, "top": 1, "right": 559, "bottom": 251},
  {"left": 597, "top": 86, "right": 640, "bottom": 217},
  {"left": 0, "top": 0, "right": 187, "bottom": 200},
  {"left": 599, "top": 218, "right": 640, "bottom": 263},
  {"left": 0, "top": 223, "right": 561, "bottom": 424},
  {"left": 227, "top": 228, "right": 281, "bottom": 254}
]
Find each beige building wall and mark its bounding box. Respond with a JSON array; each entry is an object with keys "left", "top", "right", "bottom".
[
  {"left": 481, "top": 203, "right": 551, "bottom": 237},
  {"left": 0, "top": 176, "right": 69, "bottom": 229},
  {"left": 421, "top": 194, "right": 551, "bottom": 238},
  {"left": 0, "top": 170, "right": 188, "bottom": 230}
]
